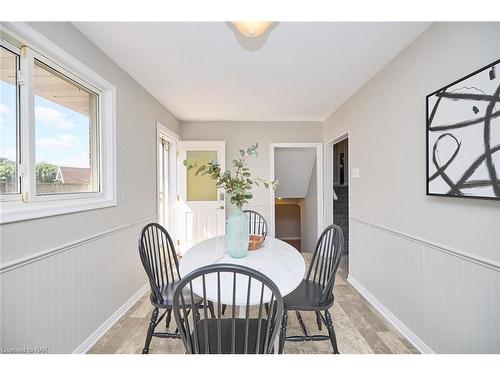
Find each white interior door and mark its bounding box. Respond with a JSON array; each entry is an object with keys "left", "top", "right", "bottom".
[
  {"left": 157, "top": 122, "right": 180, "bottom": 243},
  {"left": 176, "top": 141, "right": 226, "bottom": 254},
  {"left": 158, "top": 137, "right": 170, "bottom": 230}
]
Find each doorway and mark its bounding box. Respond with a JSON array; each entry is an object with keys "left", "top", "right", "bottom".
[
  {"left": 176, "top": 141, "right": 226, "bottom": 254},
  {"left": 324, "top": 134, "right": 350, "bottom": 276},
  {"left": 275, "top": 198, "right": 302, "bottom": 251},
  {"left": 333, "top": 138, "right": 349, "bottom": 255},
  {"left": 158, "top": 136, "right": 171, "bottom": 228},
  {"left": 270, "top": 143, "right": 323, "bottom": 253},
  {"left": 156, "top": 122, "right": 180, "bottom": 240}
]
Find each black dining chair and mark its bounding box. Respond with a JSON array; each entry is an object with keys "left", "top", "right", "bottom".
[
  {"left": 138, "top": 223, "right": 214, "bottom": 354},
  {"left": 243, "top": 209, "right": 268, "bottom": 239},
  {"left": 173, "top": 263, "right": 283, "bottom": 354},
  {"left": 220, "top": 210, "right": 268, "bottom": 317},
  {"left": 278, "top": 224, "right": 344, "bottom": 354}
]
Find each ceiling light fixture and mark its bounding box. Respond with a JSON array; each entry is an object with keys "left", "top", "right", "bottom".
[{"left": 232, "top": 22, "right": 273, "bottom": 38}]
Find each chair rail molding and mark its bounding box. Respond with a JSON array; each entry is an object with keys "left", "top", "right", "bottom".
[
  {"left": 349, "top": 216, "right": 500, "bottom": 353},
  {"left": 0, "top": 215, "right": 157, "bottom": 274}
]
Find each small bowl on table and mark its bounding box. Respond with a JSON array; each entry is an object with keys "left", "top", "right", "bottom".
[{"left": 248, "top": 234, "right": 265, "bottom": 251}]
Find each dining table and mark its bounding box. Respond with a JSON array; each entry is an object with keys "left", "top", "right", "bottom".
[{"left": 179, "top": 235, "right": 306, "bottom": 352}]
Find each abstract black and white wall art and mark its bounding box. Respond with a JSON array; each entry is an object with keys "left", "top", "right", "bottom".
[{"left": 427, "top": 59, "right": 500, "bottom": 200}]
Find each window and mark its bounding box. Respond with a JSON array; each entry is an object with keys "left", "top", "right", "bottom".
[
  {"left": 34, "top": 60, "right": 99, "bottom": 195},
  {"left": 186, "top": 150, "right": 218, "bottom": 201},
  {"left": 0, "top": 45, "right": 20, "bottom": 195},
  {"left": 0, "top": 24, "right": 116, "bottom": 223},
  {"left": 158, "top": 136, "right": 170, "bottom": 228}
]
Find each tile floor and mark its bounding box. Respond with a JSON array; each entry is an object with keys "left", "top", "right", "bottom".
[{"left": 89, "top": 254, "right": 418, "bottom": 354}]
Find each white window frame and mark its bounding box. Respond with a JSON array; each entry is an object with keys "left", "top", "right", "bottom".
[
  {"left": 0, "top": 39, "right": 22, "bottom": 202},
  {"left": 0, "top": 23, "right": 116, "bottom": 223}
]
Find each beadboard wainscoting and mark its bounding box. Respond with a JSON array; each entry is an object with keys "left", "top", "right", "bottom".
[
  {"left": 0, "top": 217, "right": 154, "bottom": 354},
  {"left": 348, "top": 218, "right": 500, "bottom": 354}
]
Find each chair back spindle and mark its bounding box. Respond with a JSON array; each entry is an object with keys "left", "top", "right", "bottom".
[
  {"left": 306, "top": 224, "right": 343, "bottom": 305},
  {"left": 173, "top": 264, "right": 283, "bottom": 354},
  {"left": 138, "top": 223, "right": 180, "bottom": 304},
  {"left": 243, "top": 210, "right": 268, "bottom": 239}
]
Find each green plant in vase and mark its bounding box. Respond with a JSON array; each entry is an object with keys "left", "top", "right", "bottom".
[{"left": 184, "top": 143, "right": 278, "bottom": 258}]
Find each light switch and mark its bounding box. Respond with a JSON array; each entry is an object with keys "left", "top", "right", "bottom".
[{"left": 352, "top": 168, "right": 360, "bottom": 179}]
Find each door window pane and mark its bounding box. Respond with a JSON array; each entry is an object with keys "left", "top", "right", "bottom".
[
  {"left": 186, "top": 150, "right": 218, "bottom": 201},
  {"left": 34, "top": 60, "right": 99, "bottom": 195},
  {"left": 0, "top": 46, "right": 19, "bottom": 194}
]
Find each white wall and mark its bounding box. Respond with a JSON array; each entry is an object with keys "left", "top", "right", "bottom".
[
  {"left": 300, "top": 160, "right": 318, "bottom": 252},
  {"left": 0, "top": 22, "right": 180, "bottom": 353},
  {"left": 181, "top": 121, "right": 323, "bottom": 226},
  {"left": 324, "top": 22, "right": 500, "bottom": 353},
  {"left": 275, "top": 148, "right": 316, "bottom": 198}
]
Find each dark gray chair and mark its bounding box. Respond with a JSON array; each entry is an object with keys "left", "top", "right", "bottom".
[
  {"left": 243, "top": 209, "right": 268, "bottom": 239},
  {"left": 138, "top": 223, "right": 213, "bottom": 354},
  {"left": 278, "top": 224, "right": 344, "bottom": 354},
  {"left": 220, "top": 210, "right": 268, "bottom": 317},
  {"left": 173, "top": 263, "right": 283, "bottom": 354}
]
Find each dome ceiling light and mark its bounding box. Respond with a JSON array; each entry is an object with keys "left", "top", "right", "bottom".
[{"left": 232, "top": 22, "right": 273, "bottom": 38}]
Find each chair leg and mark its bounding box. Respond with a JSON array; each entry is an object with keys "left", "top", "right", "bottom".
[
  {"left": 207, "top": 301, "right": 215, "bottom": 318},
  {"left": 142, "top": 307, "right": 159, "bottom": 354},
  {"left": 279, "top": 309, "right": 288, "bottom": 354},
  {"left": 165, "top": 308, "right": 172, "bottom": 328},
  {"left": 194, "top": 306, "right": 201, "bottom": 323},
  {"left": 324, "top": 309, "right": 340, "bottom": 354},
  {"left": 315, "top": 311, "right": 322, "bottom": 331},
  {"left": 295, "top": 311, "right": 308, "bottom": 336}
]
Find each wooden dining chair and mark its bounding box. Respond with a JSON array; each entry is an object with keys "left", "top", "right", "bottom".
[
  {"left": 173, "top": 263, "right": 283, "bottom": 354},
  {"left": 243, "top": 209, "right": 268, "bottom": 239},
  {"left": 278, "top": 224, "right": 344, "bottom": 354},
  {"left": 138, "top": 223, "right": 214, "bottom": 354}
]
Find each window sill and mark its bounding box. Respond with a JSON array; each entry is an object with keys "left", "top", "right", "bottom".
[{"left": 0, "top": 196, "right": 117, "bottom": 224}]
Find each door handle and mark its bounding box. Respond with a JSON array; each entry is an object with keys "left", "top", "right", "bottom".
[{"left": 218, "top": 205, "right": 225, "bottom": 210}]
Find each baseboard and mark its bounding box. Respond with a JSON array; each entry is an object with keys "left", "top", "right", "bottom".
[
  {"left": 347, "top": 276, "right": 434, "bottom": 354},
  {"left": 73, "top": 283, "right": 149, "bottom": 354}
]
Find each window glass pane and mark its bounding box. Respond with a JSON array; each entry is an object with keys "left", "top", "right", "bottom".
[
  {"left": 34, "top": 60, "right": 99, "bottom": 195},
  {"left": 158, "top": 138, "right": 170, "bottom": 227},
  {"left": 0, "top": 46, "right": 19, "bottom": 194},
  {"left": 186, "top": 150, "right": 218, "bottom": 201}
]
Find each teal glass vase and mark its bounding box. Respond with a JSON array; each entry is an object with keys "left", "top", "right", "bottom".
[{"left": 227, "top": 206, "right": 249, "bottom": 258}]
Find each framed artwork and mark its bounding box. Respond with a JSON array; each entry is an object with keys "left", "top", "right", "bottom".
[{"left": 426, "top": 59, "right": 500, "bottom": 200}]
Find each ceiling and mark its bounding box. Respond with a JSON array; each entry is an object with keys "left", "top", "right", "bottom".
[
  {"left": 73, "top": 22, "right": 430, "bottom": 122},
  {"left": 1, "top": 46, "right": 91, "bottom": 116}
]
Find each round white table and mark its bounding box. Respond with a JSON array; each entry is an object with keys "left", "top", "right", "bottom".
[{"left": 179, "top": 236, "right": 305, "bottom": 305}]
